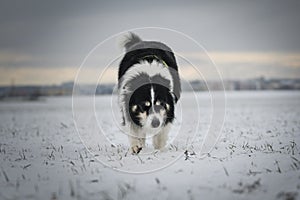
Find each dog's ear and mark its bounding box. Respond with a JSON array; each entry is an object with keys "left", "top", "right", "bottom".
[
  {"left": 170, "top": 91, "right": 177, "bottom": 103},
  {"left": 168, "top": 66, "right": 181, "bottom": 103}
]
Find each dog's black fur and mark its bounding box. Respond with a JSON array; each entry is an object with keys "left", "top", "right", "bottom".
[{"left": 118, "top": 33, "right": 181, "bottom": 151}]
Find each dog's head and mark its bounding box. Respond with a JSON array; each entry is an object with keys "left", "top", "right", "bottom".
[{"left": 128, "top": 83, "right": 174, "bottom": 130}]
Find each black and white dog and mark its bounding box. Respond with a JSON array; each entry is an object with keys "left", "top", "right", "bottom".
[{"left": 118, "top": 33, "right": 181, "bottom": 154}]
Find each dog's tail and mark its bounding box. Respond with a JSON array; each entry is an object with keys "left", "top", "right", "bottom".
[{"left": 122, "top": 32, "right": 142, "bottom": 52}]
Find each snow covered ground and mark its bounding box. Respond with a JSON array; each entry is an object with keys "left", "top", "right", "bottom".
[{"left": 0, "top": 91, "right": 299, "bottom": 200}]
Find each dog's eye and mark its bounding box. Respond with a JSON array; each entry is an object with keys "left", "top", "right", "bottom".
[
  {"left": 131, "top": 105, "right": 138, "bottom": 112},
  {"left": 145, "top": 101, "right": 150, "bottom": 106},
  {"left": 155, "top": 100, "right": 161, "bottom": 106}
]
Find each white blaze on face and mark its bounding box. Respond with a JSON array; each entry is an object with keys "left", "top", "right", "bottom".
[{"left": 150, "top": 86, "right": 155, "bottom": 106}]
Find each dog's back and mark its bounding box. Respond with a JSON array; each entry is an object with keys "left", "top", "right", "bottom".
[{"left": 118, "top": 33, "right": 181, "bottom": 102}]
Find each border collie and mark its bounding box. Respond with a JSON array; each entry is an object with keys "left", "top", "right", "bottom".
[{"left": 118, "top": 33, "right": 181, "bottom": 154}]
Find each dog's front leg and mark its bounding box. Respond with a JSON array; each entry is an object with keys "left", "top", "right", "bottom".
[
  {"left": 129, "top": 127, "right": 145, "bottom": 154},
  {"left": 152, "top": 124, "right": 171, "bottom": 150}
]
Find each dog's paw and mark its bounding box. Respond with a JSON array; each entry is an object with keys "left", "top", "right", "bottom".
[
  {"left": 131, "top": 145, "right": 142, "bottom": 154},
  {"left": 153, "top": 139, "right": 167, "bottom": 150},
  {"left": 158, "top": 146, "right": 168, "bottom": 152},
  {"left": 153, "top": 145, "right": 167, "bottom": 151}
]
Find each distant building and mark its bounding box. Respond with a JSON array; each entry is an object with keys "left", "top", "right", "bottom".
[{"left": 0, "top": 77, "right": 299, "bottom": 99}]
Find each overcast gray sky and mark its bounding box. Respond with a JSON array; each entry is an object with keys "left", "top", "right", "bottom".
[{"left": 0, "top": 0, "right": 300, "bottom": 85}]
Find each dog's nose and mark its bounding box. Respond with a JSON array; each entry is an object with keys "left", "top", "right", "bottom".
[{"left": 151, "top": 117, "right": 160, "bottom": 128}]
